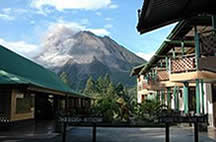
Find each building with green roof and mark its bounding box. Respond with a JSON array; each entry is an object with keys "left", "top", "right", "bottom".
[{"left": 0, "top": 45, "right": 90, "bottom": 123}]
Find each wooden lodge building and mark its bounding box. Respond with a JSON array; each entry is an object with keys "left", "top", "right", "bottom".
[
  {"left": 133, "top": 0, "right": 216, "bottom": 127},
  {"left": 0, "top": 45, "right": 91, "bottom": 127}
]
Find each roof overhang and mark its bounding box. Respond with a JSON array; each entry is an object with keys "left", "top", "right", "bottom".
[
  {"left": 137, "top": 0, "right": 215, "bottom": 34},
  {"left": 130, "top": 64, "right": 146, "bottom": 76},
  {"left": 139, "top": 15, "right": 213, "bottom": 75}
]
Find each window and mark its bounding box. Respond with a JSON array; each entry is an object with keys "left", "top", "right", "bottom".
[{"left": 16, "top": 92, "right": 34, "bottom": 114}]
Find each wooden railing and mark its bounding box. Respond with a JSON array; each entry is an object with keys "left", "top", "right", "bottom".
[
  {"left": 157, "top": 68, "right": 169, "bottom": 81},
  {"left": 171, "top": 55, "right": 196, "bottom": 73},
  {"left": 199, "top": 29, "right": 216, "bottom": 56}
]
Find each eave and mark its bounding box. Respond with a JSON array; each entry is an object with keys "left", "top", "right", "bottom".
[{"left": 137, "top": 0, "right": 215, "bottom": 34}]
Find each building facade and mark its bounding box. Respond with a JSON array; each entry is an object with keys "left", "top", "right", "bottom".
[{"left": 134, "top": 14, "right": 216, "bottom": 127}]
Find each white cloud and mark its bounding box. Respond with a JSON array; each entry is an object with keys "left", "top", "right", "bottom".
[
  {"left": 80, "top": 19, "right": 89, "bottom": 25},
  {"left": 0, "top": 13, "right": 14, "bottom": 21},
  {"left": 136, "top": 52, "right": 154, "bottom": 61},
  {"left": 87, "top": 29, "right": 110, "bottom": 36},
  {"left": 48, "top": 20, "right": 85, "bottom": 33},
  {"left": 96, "top": 12, "right": 102, "bottom": 16},
  {"left": 2, "top": 8, "right": 11, "bottom": 14},
  {"left": 30, "top": 20, "right": 35, "bottom": 25},
  {"left": 48, "top": 19, "right": 110, "bottom": 36},
  {"left": 105, "top": 17, "right": 112, "bottom": 21},
  {"left": 0, "top": 38, "right": 41, "bottom": 58},
  {"left": 109, "top": 4, "right": 119, "bottom": 9},
  {"left": 104, "top": 24, "right": 112, "bottom": 29},
  {"left": 31, "top": 0, "right": 114, "bottom": 11}
]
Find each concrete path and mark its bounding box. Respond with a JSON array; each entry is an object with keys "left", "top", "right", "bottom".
[{"left": 1, "top": 127, "right": 216, "bottom": 142}]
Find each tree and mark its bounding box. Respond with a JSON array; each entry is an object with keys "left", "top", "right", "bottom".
[
  {"left": 104, "top": 74, "right": 111, "bottom": 87},
  {"left": 83, "top": 76, "right": 96, "bottom": 96},
  {"left": 96, "top": 76, "right": 105, "bottom": 93}
]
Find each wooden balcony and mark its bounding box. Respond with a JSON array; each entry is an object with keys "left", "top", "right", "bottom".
[
  {"left": 157, "top": 68, "right": 169, "bottom": 81},
  {"left": 171, "top": 55, "right": 196, "bottom": 74},
  {"left": 170, "top": 54, "right": 216, "bottom": 82}
]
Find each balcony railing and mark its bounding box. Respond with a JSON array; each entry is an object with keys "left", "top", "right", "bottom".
[
  {"left": 199, "top": 29, "right": 216, "bottom": 56},
  {"left": 171, "top": 55, "right": 196, "bottom": 73},
  {"left": 157, "top": 68, "right": 169, "bottom": 81}
]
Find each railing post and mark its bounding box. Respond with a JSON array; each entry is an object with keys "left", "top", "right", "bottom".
[
  {"left": 93, "top": 123, "right": 96, "bottom": 142},
  {"left": 165, "top": 123, "right": 170, "bottom": 142},
  {"left": 62, "top": 122, "right": 67, "bottom": 142},
  {"left": 194, "top": 121, "right": 199, "bottom": 142}
]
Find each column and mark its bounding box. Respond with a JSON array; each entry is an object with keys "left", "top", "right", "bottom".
[
  {"left": 174, "top": 86, "right": 179, "bottom": 111},
  {"left": 212, "top": 16, "right": 216, "bottom": 30},
  {"left": 156, "top": 91, "right": 160, "bottom": 102},
  {"left": 194, "top": 26, "right": 200, "bottom": 70},
  {"left": 167, "top": 88, "right": 171, "bottom": 109},
  {"left": 196, "top": 79, "right": 200, "bottom": 115},
  {"left": 161, "top": 89, "right": 165, "bottom": 105},
  {"left": 183, "top": 82, "right": 189, "bottom": 114},
  {"left": 201, "top": 80, "right": 205, "bottom": 114},
  {"left": 165, "top": 57, "right": 169, "bottom": 71}
]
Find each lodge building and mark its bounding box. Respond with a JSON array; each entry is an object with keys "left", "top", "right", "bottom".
[
  {"left": 133, "top": 0, "right": 216, "bottom": 128},
  {"left": 0, "top": 45, "right": 91, "bottom": 128}
]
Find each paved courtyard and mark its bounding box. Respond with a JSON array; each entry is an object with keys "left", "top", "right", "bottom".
[{"left": 1, "top": 126, "right": 216, "bottom": 142}]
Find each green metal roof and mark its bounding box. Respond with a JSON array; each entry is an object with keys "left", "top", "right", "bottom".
[{"left": 0, "top": 45, "right": 88, "bottom": 98}]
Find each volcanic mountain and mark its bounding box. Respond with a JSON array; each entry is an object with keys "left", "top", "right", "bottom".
[{"left": 36, "top": 27, "right": 146, "bottom": 90}]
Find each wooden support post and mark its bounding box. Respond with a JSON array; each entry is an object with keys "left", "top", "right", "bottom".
[
  {"left": 162, "top": 89, "right": 165, "bottom": 105},
  {"left": 160, "top": 60, "right": 163, "bottom": 67},
  {"left": 194, "top": 122, "right": 199, "bottom": 142},
  {"left": 167, "top": 88, "right": 171, "bottom": 110},
  {"left": 165, "top": 57, "right": 169, "bottom": 72},
  {"left": 173, "top": 86, "right": 178, "bottom": 111},
  {"left": 183, "top": 82, "right": 189, "bottom": 114},
  {"left": 196, "top": 79, "right": 201, "bottom": 115},
  {"left": 194, "top": 26, "right": 200, "bottom": 70},
  {"left": 212, "top": 16, "right": 216, "bottom": 30},
  {"left": 172, "top": 47, "right": 176, "bottom": 59},
  {"left": 201, "top": 80, "right": 205, "bottom": 114},
  {"left": 165, "top": 123, "right": 170, "bottom": 142},
  {"left": 181, "top": 42, "right": 185, "bottom": 56},
  {"left": 176, "top": 87, "right": 180, "bottom": 111},
  {"left": 93, "top": 123, "right": 96, "bottom": 142},
  {"left": 156, "top": 91, "right": 160, "bottom": 102}
]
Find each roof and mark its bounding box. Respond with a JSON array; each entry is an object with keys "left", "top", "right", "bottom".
[
  {"left": 137, "top": 0, "right": 215, "bottom": 34},
  {"left": 0, "top": 45, "right": 88, "bottom": 98},
  {"left": 130, "top": 63, "right": 146, "bottom": 76},
  {"left": 139, "top": 15, "right": 213, "bottom": 75}
]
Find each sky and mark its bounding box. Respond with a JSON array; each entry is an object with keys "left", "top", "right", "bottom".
[{"left": 0, "top": 0, "right": 176, "bottom": 61}]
